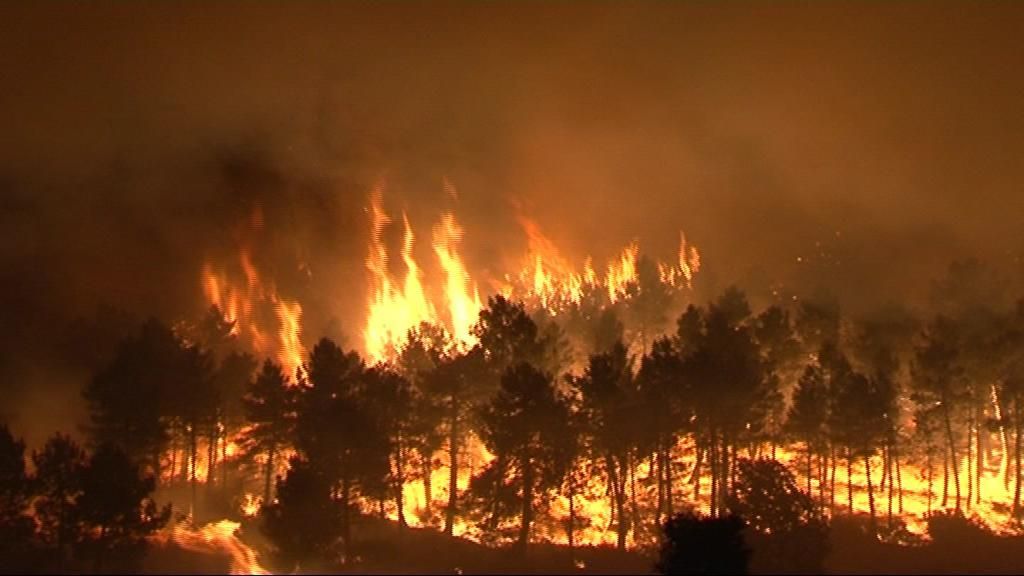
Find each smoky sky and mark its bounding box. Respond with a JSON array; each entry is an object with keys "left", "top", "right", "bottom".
[{"left": 2, "top": 1, "right": 1024, "bottom": 445}]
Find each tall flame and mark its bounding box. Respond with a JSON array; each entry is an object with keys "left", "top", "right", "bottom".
[
  {"left": 364, "top": 190, "right": 439, "bottom": 362},
  {"left": 432, "top": 213, "right": 482, "bottom": 349}
]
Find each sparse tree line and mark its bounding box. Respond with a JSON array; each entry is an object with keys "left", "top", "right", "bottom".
[
  {"left": 0, "top": 427, "right": 169, "bottom": 574},
  {"left": 4, "top": 257, "right": 1024, "bottom": 572}
]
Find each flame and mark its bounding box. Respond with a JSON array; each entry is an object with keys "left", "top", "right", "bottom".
[
  {"left": 432, "top": 213, "right": 483, "bottom": 350},
  {"left": 364, "top": 190, "right": 440, "bottom": 361},
  {"left": 605, "top": 240, "right": 640, "bottom": 303},
  {"left": 169, "top": 519, "right": 269, "bottom": 575},
  {"left": 363, "top": 190, "right": 482, "bottom": 362},
  {"left": 273, "top": 296, "right": 307, "bottom": 382},
  {"left": 512, "top": 217, "right": 699, "bottom": 314},
  {"left": 200, "top": 248, "right": 306, "bottom": 381},
  {"left": 659, "top": 231, "right": 701, "bottom": 289}
]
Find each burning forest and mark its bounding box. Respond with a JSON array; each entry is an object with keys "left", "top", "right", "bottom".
[{"left": 4, "top": 2, "right": 1024, "bottom": 575}]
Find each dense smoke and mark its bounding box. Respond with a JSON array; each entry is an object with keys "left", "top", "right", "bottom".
[{"left": 2, "top": 1, "right": 1024, "bottom": 445}]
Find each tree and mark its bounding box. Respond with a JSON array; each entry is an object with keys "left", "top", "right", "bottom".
[
  {"left": 656, "top": 511, "right": 750, "bottom": 575},
  {"left": 294, "top": 337, "right": 383, "bottom": 561},
  {"left": 753, "top": 306, "right": 801, "bottom": 457},
  {"left": 726, "top": 458, "right": 828, "bottom": 574},
  {"left": 474, "top": 295, "right": 545, "bottom": 373},
  {"left": 242, "top": 360, "right": 297, "bottom": 505},
  {"left": 786, "top": 363, "right": 829, "bottom": 505},
  {"left": 210, "top": 351, "right": 257, "bottom": 487},
  {"left": 396, "top": 323, "right": 450, "bottom": 524},
  {"left": 0, "top": 425, "right": 36, "bottom": 572},
  {"left": 261, "top": 458, "right": 341, "bottom": 572},
  {"left": 913, "top": 316, "right": 968, "bottom": 512},
  {"left": 680, "top": 288, "right": 768, "bottom": 517},
  {"left": 423, "top": 347, "right": 488, "bottom": 536},
  {"left": 472, "top": 362, "right": 572, "bottom": 551},
  {"left": 361, "top": 364, "right": 415, "bottom": 528},
  {"left": 83, "top": 318, "right": 179, "bottom": 482},
  {"left": 76, "top": 443, "right": 170, "bottom": 572},
  {"left": 571, "top": 341, "right": 638, "bottom": 549},
  {"left": 637, "top": 336, "right": 687, "bottom": 528},
  {"left": 33, "top": 433, "right": 87, "bottom": 566}
]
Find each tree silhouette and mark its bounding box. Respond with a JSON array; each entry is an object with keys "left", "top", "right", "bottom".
[
  {"left": 571, "top": 340, "right": 638, "bottom": 549},
  {"left": 423, "top": 347, "right": 488, "bottom": 536},
  {"left": 261, "top": 457, "right": 341, "bottom": 572},
  {"left": 913, "top": 316, "right": 968, "bottom": 512},
  {"left": 637, "top": 336, "right": 687, "bottom": 528},
  {"left": 33, "top": 433, "right": 87, "bottom": 567},
  {"left": 242, "top": 359, "right": 296, "bottom": 504},
  {"left": 472, "top": 362, "right": 571, "bottom": 551},
  {"left": 210, "top": 350, "right": 256, "bottom": 487},
  {"left": 75, "top": 443, "right": 170, "bottom": 572},
  {"left": 680, "top": 288, "right": 768, "bottom": 517},
  {"left": 295, "top": 337, "right": 382, "bottom": 561},
  {"left": 753, "top": 305, "right": 801, "bottom": 457},
  {"left": 0, "top": 426, "right": 36, "bottom": 573},
  {"left": 361, "top": 364, "right": 415, "bottom": 527},
  {"left": 726, "top": 458, "right": 828, "bottom": 574},
  {"left": 786, "top": 363, "right": 829, "bottom": 506},
  {"left": 396, "top": 323, "right": 450, "bottom": 524},
  {"left": 656, "top": 511, "right": 750, "bottom": 575},
  {"left": 83, "top": 318, "right": 179, "bottom": 483}
]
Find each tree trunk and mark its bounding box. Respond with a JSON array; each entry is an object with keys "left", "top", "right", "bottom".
[
  {"left": 568, "top": 472, "right": 576, "bottom": 562},
  {"left": 629, "top": 452, "right": 639, "bottom": 542},
  {"left": 887, "top": 444, "right": 895, "bottom": 526},
  {"left": 942, "top": 442, "right": 949, "bottom": 508},
  {"left": 966, "top": 419, "right": 974, "bottom": 510},
  {"left": 221, "top": 429, "right": 229, "bottom": 487},
  {"left": 830, "top": 444, "right": 837, "bottom": 513},
  {"left": 1014, "top": 404, "right": 1022, "bottom": 517},
  {"left": 519, "top": 455, "right": 533, "bottom": 553},
  {"left": 207, "top": 425, "right": 218, "bottom": 486},
  {"left": 445, "top": 399, "right": 459, "bottom": 536},
  {"left": 396, "top": 437, "right": 406, "bottom": 529},
  {"left": 927, "top": 444, "right": 934, "bottom": 514},
  {"left": 190, "top": 424, "right": 198, "bottom": 516},
  {"left": 692, "top": 439, "right": 703, "bottom": 503},
  {"left": 665, "top": 444, "right": 674, "bottom": 517},
  {"left": 847, "top": 448, "right": 854, "bottom": 514},
  {"left": 263, "top": 443, "right": 276, "bottom": 503},
  {"left": 865, "top": 453, "right": 876, "bottom": 536},
  {"left": 654, "top": 449, "right": 663, "bottom": 525},
  {"left": 896, "top": 447, "right": 904, "bottom": 515},
  {"left": 709, "top": 432, "right": 718, "bottom": 517},
  {"left": 977, "top": 403, "right": 984, "bottom": 506},
  {"left": 422, "top": 451, "right": 433, "bottom": 520},
  {"left": 341, "top": 474, "right": 351, "bottom": 562},
  {"left": 609, "top": 455, "right": 627, "bottom": 550},
  {"left": 944, "top": 406, "right": 961, "bottom": 511},
  {"left": 806, "top": 441, "right": 813, "bottom": 495}
]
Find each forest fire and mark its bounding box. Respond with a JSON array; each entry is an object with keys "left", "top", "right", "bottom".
[{"left": 6, "top": 2, "right": 1024, "bottom": 575}]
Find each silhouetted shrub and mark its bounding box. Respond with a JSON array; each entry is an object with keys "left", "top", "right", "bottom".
[{"left": 656, "top": 511, "right": 750, "bottom": 575}]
